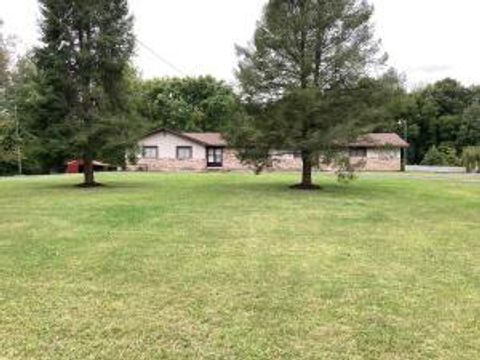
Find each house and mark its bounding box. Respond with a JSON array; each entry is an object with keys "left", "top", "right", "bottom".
[{"left": 129, "top": 129, "right": 409, "bottom": 172}]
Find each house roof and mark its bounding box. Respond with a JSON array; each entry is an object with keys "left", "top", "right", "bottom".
[
  {"left": 183, "top": 132, "right": 227, "bottom": 146},
  {"left": 349, "top": 133, "right": 410, "bottom": 148},
  {"left": 143, "top": 129, "right": 408, "bottom": 149},
  {"left": 144, "top": 128, "right": 227, "bottom": 146}
]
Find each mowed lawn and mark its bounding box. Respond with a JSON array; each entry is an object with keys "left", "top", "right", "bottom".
[{"left": 0, "top": 173, "right": 479, "bottom": 360}]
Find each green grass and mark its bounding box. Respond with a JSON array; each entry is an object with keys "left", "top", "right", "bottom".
[{"left": 0, "top": 172, "right": 479, "bottom": 359}]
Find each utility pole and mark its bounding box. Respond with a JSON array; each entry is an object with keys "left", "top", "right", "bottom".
[{"left": 14, "top": 104, "right": 22, "bottom": 175}]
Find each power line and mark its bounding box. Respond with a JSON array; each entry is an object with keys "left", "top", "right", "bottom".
[
  {"left": 136, "top": 39, "right": 186, "bottom": 77},
  {"left": 38, "top": 6, "right": 187, "bottom": 77}
]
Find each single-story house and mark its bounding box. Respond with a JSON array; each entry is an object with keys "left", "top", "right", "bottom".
[{"left": 129, "top": 129, "right": 409, "bottom": 172}]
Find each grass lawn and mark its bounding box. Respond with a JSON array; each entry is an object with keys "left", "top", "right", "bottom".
[{"left": 0, "top": 172, "right": 479, "bottom": 359}]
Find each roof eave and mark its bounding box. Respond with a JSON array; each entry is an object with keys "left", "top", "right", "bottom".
[{"left": 143, "top": 128, "right": 214, "bottom": 147}]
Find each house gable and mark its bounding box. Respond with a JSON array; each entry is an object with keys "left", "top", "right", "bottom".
[{"left": 139, "top": 130, "right": 206, "bottom": 160}]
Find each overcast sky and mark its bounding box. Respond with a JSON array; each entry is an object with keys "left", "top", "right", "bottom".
[{"left": 2, "top": 0, "right": 480, "bottom": 88}]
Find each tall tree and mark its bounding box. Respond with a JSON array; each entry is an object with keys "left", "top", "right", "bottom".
[
  {"left": 458, "top": 103, "right": 480, "bottom": 147},
  {"left": 234, "top": 0, "right": 386, "bottom": 188},
  {"left": 35, "top": 0, "right": 137, "bottom": 186},
  {"left": 0, "top": 20, "right": 17, "bottom": 175}
]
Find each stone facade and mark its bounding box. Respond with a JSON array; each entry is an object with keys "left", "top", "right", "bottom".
[
  {"left": 363, "top": 148, "right": 402, "bottom": 171},
  {"left": 132, "top": 158, "right": 206, "bottom": 172},
  {"left": 270, "top": 153, "right": 303, "bottom": 171},
  {"left": 222, "top": 149, "right": 252, "bottom": 171},
  {"left": 129, "top": 130, "right": 404, "bottom": 172},
  {"left": 130, "top": 148, "right": 402, "bottom": 172}
]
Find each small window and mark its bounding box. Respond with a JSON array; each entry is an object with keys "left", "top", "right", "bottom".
[
  {"left": 143, "top": 146, "right": 158, "bottom": 159},
  {"left": 177, "top": 146, "right": 193, "bottom": 160},
  {"left": 349, "top": 148, "right": 367, "bottom": 158}
]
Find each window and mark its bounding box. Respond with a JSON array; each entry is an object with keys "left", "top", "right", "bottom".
[
  {"left": 207, "top": 147, "right": 223, "bottom": 167},
  {"left": 349, "top": 147, "right": 367, "bottom": 158},
  {"left": 143, "top": 146, "right": 158, "bottom": 159},
  {"left": 176, "top": 146, "right": 193, "bottom": 160}
]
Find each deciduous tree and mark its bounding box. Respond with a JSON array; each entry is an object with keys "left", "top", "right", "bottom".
[{"left": 140, "top": 76, "right": 239, "bottom": 132}]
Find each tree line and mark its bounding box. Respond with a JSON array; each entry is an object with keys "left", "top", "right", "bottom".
[
  {"left": 380, "top": 78, "right": 480, "bottom": 167},
  {"left": 1, "top": 0, "right": 479, "bottom": 186}
]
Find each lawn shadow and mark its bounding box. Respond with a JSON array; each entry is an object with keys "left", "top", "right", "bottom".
[
  {"left": 34, "top": 179, "right": 161, "bottom": 192},
  {"left": 198, "top": 176, "right": 400, "bottom": 201},
  {"left": 31, "top": 173, "right": 404, "bottom": 202}
]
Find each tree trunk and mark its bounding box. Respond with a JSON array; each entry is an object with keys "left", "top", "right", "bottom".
[
  {"left": 301, "top": 151, "right": 313, "bottom": 187},
  {"left": 289, "top": 150, "right": 320, "bottom": 190},
  {"left": 82, "top": 156, "right": 96, "bottom": 187}
]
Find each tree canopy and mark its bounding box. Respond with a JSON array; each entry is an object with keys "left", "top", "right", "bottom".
[
  {"left": 378, "top": 78, "right": 480, "bottom": 165},
  {"left": 231, "top": 0, "right": 388, "bottom": 188},
  {"left": 0, "top": 20, "right": 18, "bottom": 175},
  {"left": 139, "top": 76, "right": 239, "bottom": 133},
  {"left": 33, "top": 0, "right": 139, "bottom": 185}
]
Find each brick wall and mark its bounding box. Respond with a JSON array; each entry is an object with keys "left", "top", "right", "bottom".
[
  {"left": 132, "top": 158, "right": 206, "bottom": 172},
  {"left": 364, "top": 149, "right": 402, "bottom": 171},
  {"left": 128, "top": 148, "right": 402, "bottom": 172},
  {"left": 270, "top": 153, "right": 303, "bottom": 171},
  {"left": 222, "top": 149, "right": 251, "bottom": 170}
]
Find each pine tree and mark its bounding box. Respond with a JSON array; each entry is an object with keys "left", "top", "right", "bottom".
[
  {"left": 235, "top": 0, "right": 387, "bottom": 188},
  {"left": 35, "top": 0, "right": 137, "bottom": 185}
]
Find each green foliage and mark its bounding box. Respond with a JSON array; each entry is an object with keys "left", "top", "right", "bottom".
[
  {"left": 421, "top": 146, "right": 445, "bottom": 166},
  {"left": 334, "top": 156, "right": 358, "bottom": 183},
  {"left": 4, "top": 56, "right": 46, "bottom": 174},
  {"left": 139, "top": 76, "right": 239, "bottom": 132},
  {"left": 439, "top": 144, "right": 460, "bottom": 166},
  {"left": 462, "top": 146, "right": 480, "bottom": 173},
  {"left": 0, "top": 117, "right": 17, "bottom": 174},
  {"left": 233, "top": 0, "right": 386, "bottom": 186},
  {"left": 386, "top": 78, "right": 480, "bottom": 164},
  {"left": 225, "top": 105, "right": 272, "bottom": 174},
  {"left": 0, "top": 19, "right": 10, "bottom": 88},
  {"left": 458, "top": 103, "right": 480, "bottom": 147},
  {"left": 420, "top": 144, "right": 459, "bottom": 166},
  {"left": 32, "top": 0, "right": 139, "bottom": 182},
  {"left": 0, "top": 21, "right": 17, "bottom": 174}
]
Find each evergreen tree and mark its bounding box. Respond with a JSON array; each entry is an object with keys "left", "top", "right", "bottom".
[
  {"left": 35, "top": 0, "right": 137, "bottom": 186},
  {"left": 234, "top": 0, "right": 386, "bottom": 188},
  {"left": 421, "top": 145, "right": 447, "bottom": 166}
]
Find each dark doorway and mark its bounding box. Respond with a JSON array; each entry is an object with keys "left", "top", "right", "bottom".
[{"left": 207, "top": 147, "right": 224, "bottom": 167}]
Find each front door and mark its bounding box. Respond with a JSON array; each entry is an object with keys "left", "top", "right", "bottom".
[{"left": 207, "top": 147, "right": 224, "bottom": 168}]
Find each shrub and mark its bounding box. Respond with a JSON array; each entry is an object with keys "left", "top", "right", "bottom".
[
  {"left": 438, "top": 144, "right": 460, "bottom": 166},
  {"left": 421, "top": 146, "right": 446, "bottom": 166},
  {"left": 421, "top": 145, "right": 460, "bottom": 166},
  {"left": 462, "top": 146, "right": 480, "bottom": 173}
]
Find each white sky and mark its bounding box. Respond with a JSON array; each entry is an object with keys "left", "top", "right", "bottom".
[{"left": 1, "top": 0, "right": 480, "bottom": 88}]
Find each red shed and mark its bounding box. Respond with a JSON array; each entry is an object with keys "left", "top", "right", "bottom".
[{"left": 66, "top": 160, "right": 116, "bottom": 174}]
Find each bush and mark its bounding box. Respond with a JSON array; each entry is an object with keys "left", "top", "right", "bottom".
[
  {"left": 421, "top": 146, "right": 446, "bottom": 166},
  {"left": 421, "top": 145, "right": 460, "bottom": 166},
  {"left": 462, "top": 146, "right": 480, "bottom": 173},
  {"left": 438, "top": 144, "right": 461, "bottom": 166}
]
